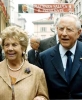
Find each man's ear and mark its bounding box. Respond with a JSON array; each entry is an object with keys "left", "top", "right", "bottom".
[
  {"left": 56, "top": 26, "right": 58, "bottom": 31},
  {"left": 77, "top": 29, "right": 81, "bottom": 38},
  {"left": 78, "top": 29, "right": 81, "bottom": 35}
]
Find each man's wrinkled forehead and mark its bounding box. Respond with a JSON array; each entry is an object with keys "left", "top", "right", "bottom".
[{"left": 57, "top": 16, "right": 76, "bottom": 27}]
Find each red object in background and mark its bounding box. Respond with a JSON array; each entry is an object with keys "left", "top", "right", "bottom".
[
  {"left": 0, "top": 0, "right": 7, "bottom": 17},
  {"left": 33, "top": 4, "right": 74, "bottom": 13}
]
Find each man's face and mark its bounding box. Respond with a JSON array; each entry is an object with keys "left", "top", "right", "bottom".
[
  {"left": 22, "top": 5, "right": 27, "bottom": 12},
  {"left": 30, "top": 39, "right": 40, "bottom": 50},
  {"left": 57, "top": 17, "right": 81, "bottom": 49}
]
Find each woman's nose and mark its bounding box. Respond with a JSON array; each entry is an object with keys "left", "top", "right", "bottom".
[{"left": 8, "top": 45, "right": 13, "bottom": 50}]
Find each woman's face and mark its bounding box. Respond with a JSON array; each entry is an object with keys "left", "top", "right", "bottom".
[{"left": 3, "top": 38, "right": 23, "bottom": 61}]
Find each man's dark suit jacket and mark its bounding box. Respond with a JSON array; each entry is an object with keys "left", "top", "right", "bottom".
[
  {"left": 28, "top": 49, "right": 40, "bottom": 66},
  {"left": 39, "top": 41, "right": 82, "bottom": 99},
  {"left": 39, "top": 35, "right": 57, "bottom": 52}
]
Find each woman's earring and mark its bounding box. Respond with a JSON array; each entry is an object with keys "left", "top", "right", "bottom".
[
  {"left": 22, "top": 51, "right": 27, "bottom": 60},
  {"left": 23, "top": 51, "right": 25, "bottom": 55}
]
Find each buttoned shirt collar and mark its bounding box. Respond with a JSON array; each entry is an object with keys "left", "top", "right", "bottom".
[{"left": 59, "top": 41, "right": 77, "bottom": 58}]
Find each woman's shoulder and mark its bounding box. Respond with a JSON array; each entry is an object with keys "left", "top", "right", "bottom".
[
  {"left": 0, "top": 59, "right": 6, "bottom": 65},
  {"left": 0, "top": 59, "right": 7, "bottom": 73}
]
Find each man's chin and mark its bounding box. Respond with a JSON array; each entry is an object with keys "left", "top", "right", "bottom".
[
  {"left": 61, "top": 44, "right": 71, "bottom": 49},
  {"left": 7, "top": 57, "right": 15, "bottom": 60}
]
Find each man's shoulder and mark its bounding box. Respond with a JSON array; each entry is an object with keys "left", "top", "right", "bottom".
[
  {"left": 40, "top": 46, "right": 55, "bottom": 55},
  {"left": 28, "top": 49, "right": 35, "bottom": 53},
  {"left": 40, "top": 35, "right": 56, "bottom": 43}
]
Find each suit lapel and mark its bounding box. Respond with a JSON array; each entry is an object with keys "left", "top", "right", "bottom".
[
  {"left": 0, "top": 59, "right": 11, "bottom": 87},
  {"left": 16, "top": 61, "right": 32, "bottom": 83},
  {"left": 51, "top": 44, "right": 67, "bottom": 82},
  {"left": 0, "top": 60, "right": 33, "bottom": 87},
  {"left": 70, "top": 41, "right": 82, "bottom": 81}
]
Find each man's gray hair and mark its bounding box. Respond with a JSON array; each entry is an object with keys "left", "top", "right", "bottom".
[
  {"left": 30, "top": 35, "right": 40, "bottom": 43},
  {"left": 57, "top": 14, "right": 81, "bottom": 30}
]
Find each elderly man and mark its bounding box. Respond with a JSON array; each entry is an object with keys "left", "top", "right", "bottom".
[
  {"left": 22, "top": 4, "right": 28, "bottom": 13},
  {"left": 28, "top": 36, "right": 40, "bottom": 66},
  {"left": 39, "top": 14, "right": 82, "bottom": 99}
]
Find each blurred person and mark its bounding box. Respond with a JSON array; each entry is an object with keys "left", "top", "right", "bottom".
[
  {"left": 28, "top": 36, "right": 40, "bottom": 66},
  {"left": 39, "top": 34, "right": 58, "bottom": 52},
  {"left": 39, "top": 14, "right": 82, "bottom": 99},
  {"left": 22, "top": 4, "right": 28, "bottom": 13},
  {"left": 38, "top": 22, "right": 58, "bottom": 52},
  {"left": 18, "top": 4, "right": 28, "bottom": 13},
  {"left": 0, "top": 26, "right": 49, "bottom": 100}
]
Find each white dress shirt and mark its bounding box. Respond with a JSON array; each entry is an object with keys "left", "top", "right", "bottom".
[{"left": 59, "top": 41, "right": 77, "bottom": 71}]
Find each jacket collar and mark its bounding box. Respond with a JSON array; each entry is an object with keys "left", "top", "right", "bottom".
[
  {"left": 50, "top": 44, "right": 67, "bottom": 82},
  {"left": 0, "top": 59, "right": 32, "bottom": 88},
  {"left": 50, "top": 41, "right": 82, "bottom": 83},
  {"left": 70, "top": 41, "right": 82, "bottom": 81}
]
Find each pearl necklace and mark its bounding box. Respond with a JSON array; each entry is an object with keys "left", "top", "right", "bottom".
[{"left": 7, "top": 59, "right": 24, "bottom": 72}]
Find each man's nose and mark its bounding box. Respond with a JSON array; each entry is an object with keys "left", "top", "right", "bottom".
[{"left": 62, "top": 28, "right": 67, "bottom": 35}]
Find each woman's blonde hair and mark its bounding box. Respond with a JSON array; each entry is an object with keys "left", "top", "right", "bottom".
[{"left": 1, "top": 25, "right": 28, "bottom": 59}]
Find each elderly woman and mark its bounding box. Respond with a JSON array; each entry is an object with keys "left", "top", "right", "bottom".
[{"left": 0, "top": 26, "right": 49, "bottom": 100}]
